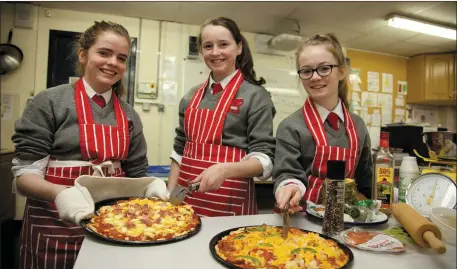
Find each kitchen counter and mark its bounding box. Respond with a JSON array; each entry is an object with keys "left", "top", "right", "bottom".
[{"left": 74, "top": 213, "right": 456, "bottom": 269}]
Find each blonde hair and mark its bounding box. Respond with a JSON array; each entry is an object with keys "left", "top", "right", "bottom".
[
  {"left": 296, "top": 33, "right": 350, "bottom": 108},
  {"left": 74, "top": 20, "right": 130, "bottom": 96}
]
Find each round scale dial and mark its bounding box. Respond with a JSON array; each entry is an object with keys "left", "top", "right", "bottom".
[{"left": 405, "top": 173, "right": 457, "bottom": 216}]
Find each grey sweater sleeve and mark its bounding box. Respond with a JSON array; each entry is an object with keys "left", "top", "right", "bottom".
[
  {"left": 353, "top": 124, "right": 373, "bottom": 199},
  {"left": 272, "top": 113, "right": 308, "bottom": 192},
  {"left": 12, "top": 90, "right": 55, "bottom": 161},
  {"left": 121, "top": 108, "right": 148, "bottom": 178},
  {"left": 246, "top": 88, "right": 276, "bottom": 161},
  {"left": 172, "top": 94, "right": 190, "bottom": 156}
]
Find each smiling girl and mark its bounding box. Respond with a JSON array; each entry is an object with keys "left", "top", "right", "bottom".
[
  {"left": 273, "top": 34, "right": 373, "bottom": 213},
  {"left": 167, "top": 17, "right": 276, "bottom": 217},
  {"left": 12, "top": 21, "right": 148, "bottom": 268}
]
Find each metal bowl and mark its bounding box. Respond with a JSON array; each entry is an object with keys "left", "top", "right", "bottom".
[{"left": 422, "top": 131, "right": 456, "bottom": 160}]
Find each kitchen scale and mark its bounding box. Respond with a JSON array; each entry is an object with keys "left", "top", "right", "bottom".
[{"left": 405, "top": 150, "right": 457, "bottom": 216}]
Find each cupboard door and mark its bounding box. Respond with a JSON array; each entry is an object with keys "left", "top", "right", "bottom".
[{"left": 425, "top": 54, "right": 454, "bottom": 101}]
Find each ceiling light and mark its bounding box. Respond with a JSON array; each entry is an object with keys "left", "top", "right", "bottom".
[{"left": 386, "top": 15, "right": 456, "bottom": 40}]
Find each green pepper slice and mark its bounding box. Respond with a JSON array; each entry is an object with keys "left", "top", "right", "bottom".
[
  {"left": 235, "top": 255, "right": 262, "bottom": 267},
  {"left": 291, "top": 247, "right": 317, "bottom": 255}
]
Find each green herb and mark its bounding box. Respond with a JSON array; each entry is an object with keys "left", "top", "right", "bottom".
[
  {"left": 291, "top": 247, "right": 317, "bottom": 255},
  {"left": 258, "top": 243, "right": 273, "bottom": 247},
  {"left": 234, "top": 234, "right": 246, "bottom": 240},
  {"left": 235, "top": 255, "right": 262, "bottom": 267}
]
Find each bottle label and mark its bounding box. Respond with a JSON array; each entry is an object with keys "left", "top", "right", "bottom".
[
  {"left": 376, "top": 167, "right": 394, "bottom": 210},
  {"left": 399, "top": 172, "right": 419, "bottom": 203}
]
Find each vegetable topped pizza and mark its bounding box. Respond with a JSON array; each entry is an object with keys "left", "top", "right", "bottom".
[
  {"left": 215, "top": 224, "right": 350, "bottom": 269},
  {"left": 86, "top": 198, "right": 200, "bottom": 242}
]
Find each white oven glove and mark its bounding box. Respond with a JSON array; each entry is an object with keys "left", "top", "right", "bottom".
[
  {"left": 54, "top": 185, "right": 95, "bottom": 225},
  {"left": 75, "top": 175, "right": 170, "bottom": 203}
]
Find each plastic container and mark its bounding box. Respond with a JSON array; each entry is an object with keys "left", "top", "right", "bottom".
[
  {"left": 429, "top": 207, "right": 456, "bottom": 246},
  {"left": 399, "top": 156, "right": 419, "bottom": 203}
]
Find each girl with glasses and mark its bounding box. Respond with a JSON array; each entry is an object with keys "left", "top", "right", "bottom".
[
  {"left": 273, "top": 33, "right": 373, "bottom": 213},
  {"left": 167, "top": 17, "right": 276, "bottom": 217}
]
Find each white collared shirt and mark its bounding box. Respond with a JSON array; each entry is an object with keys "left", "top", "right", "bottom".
[
  {"left": 83, "top": 77, "right": 112, "bottom": 104},
  {"left": 314, "top": 99, "right": 345, "bottom": 126},
  {"left": 208, "top": 69, "right": 238, "bottom": 94}
]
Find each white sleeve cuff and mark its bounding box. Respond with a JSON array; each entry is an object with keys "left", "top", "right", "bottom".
[
  {"left": 12, "top": 155, "right": 50, "bottom": 196},
  {"left": 275, "top": 179, "right": 306, "bottom": 199},
  {"left": 170, "top": 150, "right": 182, "bottom": 166},
  {"left": 241, "top": 152, "right": 272, "bottom": 181}
]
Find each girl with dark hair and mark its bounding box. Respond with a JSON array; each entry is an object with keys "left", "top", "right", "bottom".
[
  {"left": 273, "top": 33, "right": 373, "bottom": 213},
  {"left": 167, "top": 17, "right": 276, "bottom": 217},
  {"left": 12, "top": 21, "right": 167, "bottom": 268}
]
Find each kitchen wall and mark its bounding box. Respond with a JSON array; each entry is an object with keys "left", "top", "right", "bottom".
[
  {"left": 1, "top": 4, "right": 296, "bottom": 166},
  {"left": 2, "top": 3, "right": 455, "bottom": 163}
]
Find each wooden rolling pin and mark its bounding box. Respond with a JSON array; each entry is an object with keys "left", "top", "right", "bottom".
[{"left": 392, "top": 203, "right": 446, "bottom": 254}]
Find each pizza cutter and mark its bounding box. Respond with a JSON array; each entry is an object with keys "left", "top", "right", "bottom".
[
  {"left": 169, "top": 179, "right": 200, "bottom": 205},
  {"left": 275, "top": 203, "right": 290, "bottom": 239}
]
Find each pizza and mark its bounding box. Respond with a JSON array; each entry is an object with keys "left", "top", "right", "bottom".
[
  {"left": 215, "top": 224, "right": 350, "bottom": 269},
  {"left": 86, "top": 198, "right": 200, "bottom": 242}
]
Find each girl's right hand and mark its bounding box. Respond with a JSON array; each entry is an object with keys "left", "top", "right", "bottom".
[{"left": 275, "top": 185, "right": 303, "bottom": 214}]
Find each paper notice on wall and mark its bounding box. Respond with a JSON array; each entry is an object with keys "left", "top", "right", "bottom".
[
  {"left": 369, "top": 126, "right": 381, "bottom": 148},
  {"left": 361, "top": 92, "right": 378, "bottom": 107},
  {"left": 361, "top": 108, "right": 371, "bottom": 125},
  {"left": 162, "top": 80, "right": 178, "bottom": 105},
  {"left": 412, "top": 106, "right": 438, "bottom": 125},
  {"left": 1, "top": 93, "right": 13, "bottom": 120},
  {"left": 382, "top": 105, "right": 393, "bottom": 126},
  {"left": 351, "top": 92, "right": 361, "bottom": 101},
  {"left": 378, "top": 93, "right": 393, "bottom": 107},
  {"left": 395, "top": 115, "right": 405, "bottom": 122},
  {"left": 397, "top": 81, "right": 407, "bottom": 95},
  {"left": 367, "top": 71, "right": 380, "bottom": 92},
  {"left": 372, "top": 109, "right": 381, "bottom": 127},
  {"left": 395, "top": 96, "right": 405, "bottom": 106},
  {"left": 395, "top": 108, "right": 405, "bottom": 116},
  {"left": 382, "top": 73, "right": 393, "bottom": 93},
  {"left": 349, "top": 71, "right": 362, "bottom": 92}
]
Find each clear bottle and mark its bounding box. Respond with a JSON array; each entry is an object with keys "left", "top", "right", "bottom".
[
  {"left": 373, "top": 132, "right": 395, "bottom": 215},
  {"left": 399, "top": 156, "right": 420, "bottom": 203},
  {"left": 322, "top": 160, "right": 346, "bottom": 237}
]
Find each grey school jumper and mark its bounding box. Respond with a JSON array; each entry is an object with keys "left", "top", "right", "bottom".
[
  {"left": 273, "top": 107, "right": 373, "bottom": 199},
  {"left": 173, "top": 80, "right": 276, "bottom": 164},
  {"left": 12, "top": 83, "right": 148, "bottom": 177}
]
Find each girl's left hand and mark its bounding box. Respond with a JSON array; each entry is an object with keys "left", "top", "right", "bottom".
[{"left": 190, "top": 163, "right": 227, "bottom": 192}]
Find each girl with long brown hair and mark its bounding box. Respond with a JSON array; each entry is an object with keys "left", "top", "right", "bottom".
[
  {"left": 167, "top": 17, "right": 276, "bottom": 217},
  {"left": 12, "top": 21, "right": 167, "bottom": 268}
]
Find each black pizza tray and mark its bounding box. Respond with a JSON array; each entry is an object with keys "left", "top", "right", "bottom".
[
  {"left": 80, "top": 197, "right": 201, "bottom": 245},
  {"left": 209, "top": 225, "right": 354, "bottom": 269}
]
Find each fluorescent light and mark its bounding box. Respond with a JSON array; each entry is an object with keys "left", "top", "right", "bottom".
[{"left": 386, "top": 15, "right": 456, "bottom": 40}]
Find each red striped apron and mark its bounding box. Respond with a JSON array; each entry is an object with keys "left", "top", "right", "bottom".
[
  {"left": 302, "top": 98, "right": 360, "bottom": 203},
  {"left": 19, "top": 78, "right": 130, "bottom": 269},
  {"left": 178, "top": 70, "right": 257, "bottom": 217}
]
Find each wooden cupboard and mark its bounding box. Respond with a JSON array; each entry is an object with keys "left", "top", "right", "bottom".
[{"left": 407, "top": 53, "right": 456, "bottom": 105}]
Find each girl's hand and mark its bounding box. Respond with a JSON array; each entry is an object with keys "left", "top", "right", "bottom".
[
  {"left": 275, "top": 185, "right": 303, "bottom": 214},
  {"left": 191, "top": 163, "right": 227, "bottom": 193}
]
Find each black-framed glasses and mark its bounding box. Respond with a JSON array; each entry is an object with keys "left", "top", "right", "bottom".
[{"left": 297, "top": 64, "right": 339, "bottom": 80}]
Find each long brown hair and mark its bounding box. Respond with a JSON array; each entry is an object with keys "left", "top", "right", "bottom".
[
  {"left": 296, "top": 33, "right": 350, "bottom": 108},
  {"left": 74, "top": 20, "right": 131, "bottom": 96},
  {"left": 198, "top": 17, "right": 265, "bottom": 86}
]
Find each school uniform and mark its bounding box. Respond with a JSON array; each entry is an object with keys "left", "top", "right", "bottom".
[
  {"left": 11, "top": 78, "right": 148, "bottom": 268},
  {"left": 273, "top": 98, "right": 373, "bottom": 203},
  {"left": 171, "top": 69, "right": 276, "bottom": 217}
]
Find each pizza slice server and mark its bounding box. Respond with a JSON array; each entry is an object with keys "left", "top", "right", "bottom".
[
  {"left": 281, "top": 203, "right": 290, "bottom": 239},
  {"left": 169, "top": 180, "right": 200, "bottom": 205}
]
